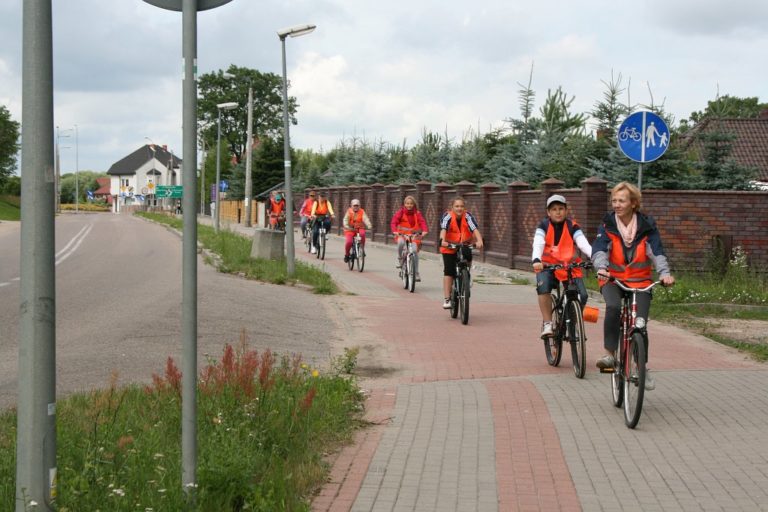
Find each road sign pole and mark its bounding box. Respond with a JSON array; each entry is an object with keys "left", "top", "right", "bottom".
[
  {"left": 17, "top": 1, "right": 57, "bottom": 510},
  {"left": 638, "top": 163, "right": 643, "bottom": 191}
]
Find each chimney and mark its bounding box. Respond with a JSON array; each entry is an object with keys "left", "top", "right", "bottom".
[{"left": 759, "top": 109, "right": 768, "bottom": 120}]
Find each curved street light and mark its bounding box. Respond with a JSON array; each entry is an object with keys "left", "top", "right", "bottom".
[
  {"left": 278, "top": 23, "right": 316, "bottom": 275},
  {"left": 214, "top": 101, "right": 239, "bottom": 232}
]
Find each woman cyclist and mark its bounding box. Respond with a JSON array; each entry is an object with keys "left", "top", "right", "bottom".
[
  {"left": 439, "top": 197, "right": 483, "bottom": 309},
  {"left": 343, "top": 198, "right": 372, "bottom": 263},
  {"left": 310, "top": 191, "right": 335, "bottom": 254},
  {"left": 390, "top": 195, "right": 428, "bottom": 282},
  {"left": 591, "top": 181, "right": 674, "bottom": 390},
  {"left": 299, "top": 191, "right": 316, "bottom": 238}
]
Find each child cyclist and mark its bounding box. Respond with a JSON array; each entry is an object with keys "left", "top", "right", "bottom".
[
  {"left": 343, "top": 198, "right": 373, "bottom": 263},
  {"left": 391, "top": 195, "right": 429, "bottom": 281},
  {"left": 439, "top": 197, "right": 483, "bottom": 309},
  {"left": 532, "top": 194, "right": 592, "bottom": 337}
]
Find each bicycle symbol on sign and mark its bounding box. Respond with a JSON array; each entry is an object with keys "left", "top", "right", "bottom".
[{"left": 619, "top": 126, "right": 642, "bottom": 142}]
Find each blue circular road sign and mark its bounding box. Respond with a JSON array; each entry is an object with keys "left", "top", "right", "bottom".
[{"left": 617, "top": 111, "right": 670, "bottom": 163}]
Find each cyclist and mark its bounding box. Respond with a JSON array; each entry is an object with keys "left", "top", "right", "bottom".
[
  {"left": 592, "top": 181, "right": 675, "bottom": 390},
  {"left": 299, "top": 191, "right": 316, "bottom": 239},
  {"left": 439, "top": 196, "right": 483, "bottom": 309},
  {"left": 532, "top": 194, "right": 592, "bottom": 337},
  {"left": 268, "top": 190, "right": 286, "bottom": 230},
  {"left": 343, "top": 198, "right": 372, "bottom": 263},
  {"left": 390, "top": 195, "right": 428, "bottom": 281},
  {"left": 310, "top": 191, "right": 335, "bottom": 254}
]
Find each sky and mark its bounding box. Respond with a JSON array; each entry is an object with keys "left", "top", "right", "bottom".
[{"left": 1, "top": 0, "right": 767, "bottom": 174}]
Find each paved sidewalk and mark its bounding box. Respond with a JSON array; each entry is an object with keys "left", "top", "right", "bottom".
[{"left": 206, "top": 219, "right": 768, "bottom": 512}]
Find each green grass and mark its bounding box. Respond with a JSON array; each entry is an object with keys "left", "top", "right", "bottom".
[
  {"left": 137, "top": 212, "right": 337, "bottom": 294},
  {"left": 1, "top": 339, "right": 364, "bottom": 511},
  {"left": 0, "top": 196, "right": 20, "bottom": 221}
]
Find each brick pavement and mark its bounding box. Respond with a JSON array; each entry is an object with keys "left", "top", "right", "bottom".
[{"left": 208, "top": 220, "right": 768, "bottom": 511}]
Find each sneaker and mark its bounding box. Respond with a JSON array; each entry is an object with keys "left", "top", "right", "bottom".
[
  {"left": 415, "top": 273, "right": 421, "bottom": 282},
  {"left": 645, "top": 370, "right": 656, "bottom": 391},
  {"left": 596, "top": 354, "right": 615, "bottom": 369},
  {"left": 540, "top": 322, "right": 553, "bottom": 337},
  {"left": 343, "top": 255, "right": 350, "bottom": 263},
  {"left": 395, "top": 263, "right": 402, "bottom": 269},
  {"left": 442, "top": 299, "right": 452, "bottom": 309},
  {"left": 311, "top": 246, "right": 317, "bottom": 254}
]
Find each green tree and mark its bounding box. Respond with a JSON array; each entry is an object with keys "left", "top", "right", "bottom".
[
  {"left": 197, "top": 65, "right": 297, "bottom": 164},
  {"left": 1, "top": 175, "right": 21, "bottom": 196},
  {"left": 0, "top": 105, "right": 21, "bottom": 189},
  {"left": 229, "top": 135, "right": 286, "bottom": 199},
  {"left": 591, "top": 71, "right": 631, "bottom": 141},
  {"left": 59, "top": 171, "right": 104, "bottom": 203},
  {"left": 684, "top": 95, "right": 768, "bottom": 126},
  {"left": 690, "top": 121, "right": 757, "bottom": 190}
]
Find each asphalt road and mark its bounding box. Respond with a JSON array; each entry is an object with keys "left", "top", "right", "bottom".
[{"left": 0, "top": 214, "right": 336, "bottom": 409}]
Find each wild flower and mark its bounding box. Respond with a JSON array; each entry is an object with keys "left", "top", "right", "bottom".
[
  {"left": 117, "top": 435, "right": 134, "bottom": 450},
  {"left": 110, "top": 488, "right": 125, "bottom": 497},
  {"left": 311, "top": 369, "right": 320, "bottom": 378},
  {"left": 300, "top": 386, "right": 317, "bottom": 412}
]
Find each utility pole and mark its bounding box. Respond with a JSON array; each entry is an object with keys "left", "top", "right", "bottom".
[
  {"left": 244, "top": 85, "right": 253, "bottom": 227},
  {"left": 17, "top": 0, "right": 57, "bottom": 510},
  {"left": 74, "top": 124, "right": 79, "bottom": 214}
]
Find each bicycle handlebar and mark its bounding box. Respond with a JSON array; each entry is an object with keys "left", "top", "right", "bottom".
[
  {"left": 445, "top": 242, "right": 475, "bottom": 249},
  {"left": 607, "top": 278, "right": 663, "bottom": 293},
  {"left": 542, "top": 261, "right": 593, "bottom": 271}
]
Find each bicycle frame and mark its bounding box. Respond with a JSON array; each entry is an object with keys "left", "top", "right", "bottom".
[{"left": 615, "top": 280, "right": 658, "bottom": 373}]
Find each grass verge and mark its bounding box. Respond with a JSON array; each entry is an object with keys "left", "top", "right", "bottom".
[
  {"left": 1, "top": 337, "right": 364, "bottom": 511},
  {"left": 136, "top": 212, "right": 337, "bottom": 294},
  {"left": 0, "top": 197, "right": 20, "bottom": 221}
]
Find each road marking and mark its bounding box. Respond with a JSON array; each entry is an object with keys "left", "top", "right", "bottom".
[{"left": 1, "top": 223, "right": 94, "bottom": 288}]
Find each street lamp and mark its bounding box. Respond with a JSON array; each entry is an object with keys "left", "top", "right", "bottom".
[
  {"left": 215, "top": 101, "right": 238, "bottom": 232},
  {"left": 74, "top": 124, "right": 79, "bottom": 214},
  {"left": 278, "top": 23, "right": 316, "bottom": 275}
]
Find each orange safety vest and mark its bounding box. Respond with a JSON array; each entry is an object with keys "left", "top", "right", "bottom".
[
  {"left": 606, "top": 232, "right": 653, "bottom": 288},
  {"left": 345, "top": 208, "right": 366, "bottom": 233},
  {"left": 440, "top": 211, "right": 473, "bottom": 254},
  {"left": 541, "top": 221, "right": 582, "bottom": 281},
  {"left": 270, "top": 198, "right": 285, "bottom": 215},
  {"left": 314, "top": 200, "right": 329, "bottom": 216},
  {"left": 397, "top": 210, "right": 420, "bottom": 234}
]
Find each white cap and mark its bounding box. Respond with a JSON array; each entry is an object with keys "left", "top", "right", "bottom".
[
  {"left": 546, "top": 194, "right": 567, "bottom": 208},
  {"left": 351, "top": 198, "right": 361, "bottom": 206}
]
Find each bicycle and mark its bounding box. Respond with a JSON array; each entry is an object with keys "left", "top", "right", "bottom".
[
  {"left": 599, "top": 278, "right": 661, "bottom": 429},
  {"left": 619, "top": 126, "right": 641, "bottom": 142},
  {"left": 268, "top": 211, "right": 286, "bottom": 231},
  {"left": 313, "top": 216, "right": 328, "bottom": 260},
  {"left": 303, "top": 219, "right": 313, "bottom": 253},
  {"left": 541, "top": 261, "right": 593, "bottom": 378},
  {"left": 348, "top": 231, "right": 365, "bottom": 272},
  {"left": 446, "top": 243, "right": 473, "bottom": 325},
  {"left": 397, "top": 233, "right": 421, "bottom": 293}
]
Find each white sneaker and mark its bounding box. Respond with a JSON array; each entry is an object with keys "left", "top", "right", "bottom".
[
  {"left": 645, "top": 370, "right": 656, "bottom": 391},
  {"left": 442, "top": 299, "right": 451, "bottom": 309},
  {"left": 310, "top": 246, "right": 317, "bottom": 254},
  {"left": 541, "top": 322, "right": 553, "bottom": 337}
]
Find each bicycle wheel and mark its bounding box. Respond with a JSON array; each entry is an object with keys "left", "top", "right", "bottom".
[
  {"left": 407, "top": 253, "right": 416, "bottom": 293},
  {"left": 450, "top": 279, "right": 459, "bottom": 318},
  {"left": 357, "top": 242, "right": 365, "bottom": 272},
  {"left": 544, "top": 295, "right": 563, "bottom": 367},
  {"left": 459, "top": 268, "right": 470, "bottom": 324},
  {"left": 623, "top": 332, "right": 646, "bottom": 429},
  {"left": 319, "top": 229, "right": 326, "bottom": 260},
  {"left": 568, "top": 301, "right": 587, "bottom": 379}
]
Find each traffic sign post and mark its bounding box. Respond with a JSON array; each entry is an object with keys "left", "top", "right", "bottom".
[
  {"left": 617, "top": 111, "right": 670, "bottom": 190},
  {"left": 143, "top": 0, "right": 234, "bottom": 501}
]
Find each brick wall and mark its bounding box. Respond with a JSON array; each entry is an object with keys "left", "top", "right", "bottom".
[{"left": 305, "top": 179, "right": 768, "bottom": 273}]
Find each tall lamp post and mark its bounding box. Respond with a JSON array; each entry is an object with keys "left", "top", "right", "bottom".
[
  {"left": 215, "top": 101, "right": 238, "bottom": 232},
  {"left": 244, "top": 84, "right": 254, "bottom": 227},
  {"left": 278, "top": 23, "right": 316, "bottom": 276},
  {"left": 74, "top": 124, "right": 79, "bottom": 214}
]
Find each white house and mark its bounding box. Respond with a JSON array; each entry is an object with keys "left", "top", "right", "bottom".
[{"left": 106, "top": 144, "right": 182, "bottom": 213}]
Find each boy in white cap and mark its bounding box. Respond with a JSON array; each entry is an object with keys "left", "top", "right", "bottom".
[{"left": 531, "top": 194, "right": 592, "bottom": 337}]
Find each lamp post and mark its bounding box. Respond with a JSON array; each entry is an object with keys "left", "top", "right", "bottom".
[
  {"left": 244, "top": 84, "right": 254, "bottom": 227},
  {"left": 278, "top": 23, "right": 316, "bottom": 276},
  {"left": 74, "top": 124, "right": 79, "bottom": 214},
  {"left": 215, "top": 101, "right": 238, "bottom": 232},
  {"left": 55, "top": 126, "right": 72, "bottom": 213}
]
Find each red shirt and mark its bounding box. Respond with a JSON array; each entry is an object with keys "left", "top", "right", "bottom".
[{"left": 390, "top": 207, "right": 428, "bottom": 234}]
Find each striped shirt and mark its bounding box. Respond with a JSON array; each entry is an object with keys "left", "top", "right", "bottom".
[{"left": 440, "top": 211, "right": 479, "bottom": 232}]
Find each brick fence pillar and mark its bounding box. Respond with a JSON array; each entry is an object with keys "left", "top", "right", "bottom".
[
  {"left": 434, "top": 183, "right": 453, "bottom": 251},
  {"left": 384, "top": 184, "right": 399, "bottom": 244},
  {"left": 541, "top": 178, "right": 565, "bottom": 207},
  {"left": 454, "top": 180, "right": 475, "bottom": 198},
  {"left": 480, "top": 183, "right": 500, "bottom": 262},
  {"left": 415, "top": 180, "right": 431, "bottom": 213},
  {"left": 581, "top": 176, "right": 608, "bottom": 241},
  {"left": 508, "top": 181, "right": 530, "bottom": 268},
  {"left": 371, "top": 183, "right": 384, "bottom": 242}
]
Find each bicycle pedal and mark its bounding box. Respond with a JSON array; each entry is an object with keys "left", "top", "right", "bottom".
[{"left": 599, "top": 367, "right": 615, "bottom": 374}]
